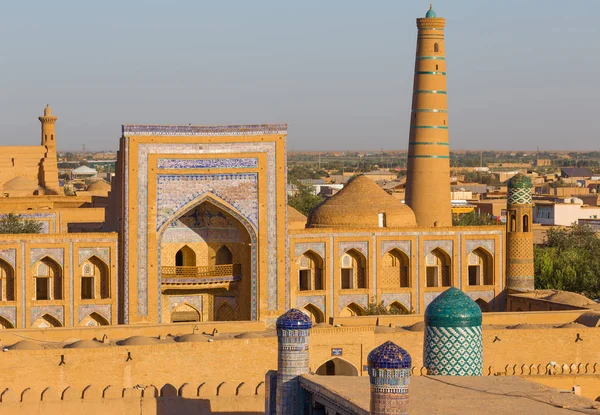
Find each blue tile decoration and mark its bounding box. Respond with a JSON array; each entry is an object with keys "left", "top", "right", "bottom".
[
  {"left": 380, "top": 293, "right": 411, "bottom": 312},
  {"left": 338, "top": 241, "right": 369, "bottom": 258},
  {"left": 130, "top": 141, "right": 278, "bottom": 320},
  {"left": 157, "top": 157, "right": 258, "bottom": 170},
  {"left": 167, "top": 295, "right": 203, "bottom": 316},
  {"left": 293, "top": 243, "right": 325, "bottom": 260},
  {"left": 0, "top": 306, "right": 17, "bottom": 328},
  {"left": 507, "top": 173, "right": 533, "bottom": 205},
  {"left": 122, "top": 124, "right": 287, "bottom": 137},
  {"left": 123, "top": 136, "right": 130, "bottom": 324},
  {"left": 78, "top": 247, "right": 110, "bottom": 266},
  {"left": 381, "top": 240, "right": 411, "bottom": 257},
  {"left": 368, "top": 341, "right": 411, "bottom": 415},
  {"left": 331, "top": 348, "right": 343, "bottom": 356},
  {"left": 337, "top": 294, "right": 369, "bottom": 313},
  {"left": 78, "top": 304, "right": 112, "bottom": 325},
  {"left": 423, "top": 240, "right": 453, "bottom": 257},
  {"left": 30, "top": 306, "right": 64, "bottom": 326},
  {"left": 276, "top": 308, "right": 312, "bottom": 414},
  {"left": 0, "top": 249, "right": 16, "bottom": 268},
  {"left": 295, "top": 295, "right": 325, "bottom": 315},
  {"left": 30, "top": 248, "right": 64, "bottom": 268},
  {"left": 466, "top": 239, "right": 495, "bottom": 256},
  {"left": 424, "top": 287, "right": 483, "bottom": 376}
]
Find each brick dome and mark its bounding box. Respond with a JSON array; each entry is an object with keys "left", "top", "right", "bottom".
[{"left": 307, "top": 175, "right": 417, "bottom": 228}]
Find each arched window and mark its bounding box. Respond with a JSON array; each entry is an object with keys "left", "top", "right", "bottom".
[
  {"left": 340, "top": 302, "right": 365, "bottom": 317},
  {"left": 175, "top": 246, "right": 196, "bottom": 276},
  {"left": 340, "top": 249, "right": 367, "bottom": 289},
  {"left": 171, "top": 303, "right": 201, "bottom": 323},
  {"left": 434, "top": 43, "right": 439, "bottom": 53},
  {"left": 381, "top": 249, "right": 410, "bottom": 288},
  {"left": 215, "top": 302, "right": 235, "bottom": 321},
  {"left": 298, "top": 251, "right": 324, "bottom": 291},
  {"left": 315, "top": 358, "right": 359, "bottom": 376},
  {"left": 303, "top": 304, "right": 325, "bottom": 323},
  {"left": 510, "top": 214, "right": 516, "bottom": 232},
  {"left": 425, "top": 248, "right": 451, "bottom": 288},
  {"left": 34, "top": 257, "right": 62, "bottom": 300},
  {"left": 467, "top": 248, "right": 494, "bottom": 286},
  {"left": 0, "top": 259, "right": 15, "bottom": 301},
  {"left": 215, "top": 246, "right": 233, "bottom": 265},
  {"left": 523, "top": 214, "right": 529, "bottom": 232},
  {"left": 81, "top": 257, "right": 110, "bottom": 300}
]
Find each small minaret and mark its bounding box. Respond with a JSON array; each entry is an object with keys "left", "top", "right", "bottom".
[
  {"left": 506, "top": 173, "right": 535, "bottom": 292},
  {"left": 275, "top": 309, "right": 312, "bottom": 415},
  {"left": 37, "top": 105, "right": 61, "bottom": 194},
  {"left": 368, "top": 341, "right": 412, "bottom": 415},
  {"left": 405, "top": 5, "right": 452, "bottom": 227},
  {"left": 424, "top": 287, "right": 483, "bottom": 376}
]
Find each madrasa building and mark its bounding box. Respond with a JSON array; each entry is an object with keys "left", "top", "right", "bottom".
[{"left": 0, "top": 5, "right": 539, "bottom": 330}]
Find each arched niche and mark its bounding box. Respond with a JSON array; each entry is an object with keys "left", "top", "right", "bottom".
[
  {"left": 33, "top": 257, "right": 63, "bottom": 301},
  {"left": 171, "top": 303, "right": 201, "bottom": 323},
  {"left": 302, "top": 304, "right": 324, "bottom": 323},
  {"left": 215, "top": 302, "right": 235, "bottom": 321},
  {"left": 80, "top": 312, "right": 109, "bottom": 327},
  {"left": 467, "top": 248, "right": 494, "bottom": 286},
  {"left": 298, "top": 250, "right": 324, "bottom": 291},
  {"left": 339, "top": 302, "right": 365, "bottom": 317},
  {"left": 215, "top": 246, "right": 233, "bottom": 265},
  {"left": 340, "top": 249, "right": 367, "bottom": 290},
  {"left": 381, "top": 249, "right": 410, "bottom": 288},
  {"left": 389, "top": 301, "right": 409, "bottom": 315},
  {"left": 32, "top": 313, "right": 62, "bottom": 328},
  {"left": 425, "top": 248, "right": 451, "bottom": 288},
  {"left": 315, "top": 358, "right": 359, "bottom": 376},
  {"left": 175, "top": 245, "right": 196, "bottom": 267},
  {"left": 81, "top": 256, "right": 110, "bottom": 300},
  {"left": 0, "top": 315, "right": 14, "bottom": 329},
  {"left": 0, "top": 258, "right": 15, "bottom": 301}
]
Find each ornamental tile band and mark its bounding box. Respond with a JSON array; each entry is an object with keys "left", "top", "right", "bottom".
[
  {"left": 294, "top": 243, "right": 326, "bottom": 259},
  {"left": 466, "top": 239, "right": 495, "bottom": 256},
  {"left": 338, "top": 242, "right": 369, "bottom": 258},
  {"left": 0, "top": 249, "right": 16, "bottom": 268},
  {"left": 0, "top": 306, "right": 16, "bottom": 327},
  {"left": 78, "top": 304, "right": 112, "bottom": 324},
  {"left": 30, "top": 248, "right": 64, "bottom": 267},
  {"left": 31, "top": 306, "right": 64, "bottom": 326},
  {"left": 78, "top": 247, "right": 111, "bottom": 266},
  {"left": 157, "top": 157, "right": 258, "bottom": 170},
  {"left": 381, "top": 241, "right": 411, "bottom": 257},
  {"left": 123, "top": 124, "right": 287, "bottom": 137}
]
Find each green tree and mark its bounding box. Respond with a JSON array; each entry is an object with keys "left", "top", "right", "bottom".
[
  {"left": 365, "top": 297, "right": 410, "bottom": 315},
  {"left": 452, "top": 211, "right": 498, "bottom": 226},
  {"left": 534, "top": 225, "right": 600, "bottom": 299},
  {"left": 0, "top": 214, "right": 43, "bottom": 234},
  {"left": 288, "top": 180, "right": 323, "bottom": 216}
]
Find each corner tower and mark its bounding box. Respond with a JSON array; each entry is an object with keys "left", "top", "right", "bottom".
[
  {"left": 38, "top": 105, "right": 61, "bottom": 194},
  {"left": 506, "top": 173, "right": 534, "bottom": 292},
  {"left": 405, "top": 5, "right": 452, "bottom": 227}
]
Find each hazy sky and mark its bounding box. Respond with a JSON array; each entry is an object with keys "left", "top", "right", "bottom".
[{"left": 1, "top": 1, "right": 598, "bottom": 151}]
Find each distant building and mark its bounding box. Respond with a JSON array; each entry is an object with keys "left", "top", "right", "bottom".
[
  {"left": 560, "top": 167, "right": 592, "bottom": 179},
  {"left": 534, "top": 198, "right": 600, "bottom": 226}
]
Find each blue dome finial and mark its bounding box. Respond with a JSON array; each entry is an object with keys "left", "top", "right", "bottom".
[{"left": 426, "top": 3, "right": 436, "bottom": 18}]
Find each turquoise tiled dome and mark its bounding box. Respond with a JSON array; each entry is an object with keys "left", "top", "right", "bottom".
[
  {"left": 426, "top": 7, "right": 436, "bottom": 18},
  {"left": 507, "top": 173, "right": 532, "bottom": 190},
  {"left": 425, "top": 287, "right": 482, "bottom": 327}
]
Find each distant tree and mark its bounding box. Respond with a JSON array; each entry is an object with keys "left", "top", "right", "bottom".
[
  {"left": 452, "top": 211, "right": 498, "bottom": 226},
  {"left": 535, "top": 225, "right": 600, "bottom": 299},
  {"left": 288, "top": 180, "right": 323, "bottom": 216},
  {"left": 462, "top": 171, "right": 499, "bottom": 186},
  {"left": 0, "top": 214, "right": 43, "bottom": 234},
  {"left": 365, "top": 297, "right": 410, "bottom": 315}
]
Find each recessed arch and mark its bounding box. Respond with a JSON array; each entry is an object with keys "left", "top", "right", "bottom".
[
  {"left": 340, "top": 249, "right": 367, "bottom": 289},
  {"left": 0, "top": 258, "right": 15, "bottom": 301},
  {"left": 297, "top": 250, "right": 324, "bottom": 291},
  {"left": 381, "top": 248, "right": 410, "bottom": 288},
  {"left": 339, "top": 302, "right": 365, "bottom": 317},
  {"left": 215, "top": 246, "right": 233, "bottom": 265},
  {"left": 157, "top": 193, "right": 258, "bottom": 321},
  {"left": 0, "top": 315, "right": 14, "bottom": 329},
  {"left": 315, "top": 358, "right": 359, "bottom": 376},
  {"left": 81, "top": 256, "right": 110, "bottom": 300},
  {"left": 80, "top": 312, "right": 109, "bottom": 327},
  {"left": 434, "top": 43, "right": 439, "bottom": 53},
  {"left": 33, "top": 256, "right": 63, "bottom": 300},
  {"left": 215, "top": 302, "right": 235, "bottom": 321},
  {"left": 389, "top": 301, "right": 409, "bottom": 315},
  {"left": 467, "top": 247, "right": 494, "bottom": 286},
  {"left": 302, "top": 303, "right": 324, "bottom": 323},
  {"left": 171, "top": 303, "right": 201, "bottom": 323},
  {"left": 175, "top": 245, "right": 196, "bottom": 267},
  {"left": 32, "top": 313, "right": 62, "bottom": 328},
  {"left": 425, "top": 248, "right": 451, "bottom": 288}
]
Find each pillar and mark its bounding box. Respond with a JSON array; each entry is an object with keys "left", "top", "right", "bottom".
[
  {"left": 368, "top": 341, "right": 412, "bottom": 415},
  {"left": 38, "top": 105, "right": 61, "bottom": 194},
  {"left": 405, "top": 5, "right": 452, "bottom": 227},
  {"left": 276, "top": 308, "right": 312, "bottom": 415}
]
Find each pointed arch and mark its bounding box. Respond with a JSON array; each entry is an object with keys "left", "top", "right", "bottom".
[
  {"left": 215, "top": 245, "right": 233, "bottom": 265},
  {"left": 340, "top": 302, "right": 365, "bottom": 317},
  {"left": 81, "top": 256, "right": 110, "bottom": 300},
  {"left": 175, "top": 245, "right": 196, "bottom": 267},
  {"left": 425, "top": 248, "right": 451, "bottom": 288},
  {"left": 315, "top": 358, "right": 359, "bottom": 376},
  {"left": 475, "top": 298, "right": 489, "bottom": 312},
  {"left": 0, "top": 315, "right": 14, "bottom": 329},
  {"left": 341, "top": 249, "right": 367, "bottom": 289},
  {"left": 215, "top": 302, "right": 235, "bottom": 321},
  {"left": 157, "top": 193, "right": 258, "bottom": 321},
  {"left": 523, "top": 214, "right": 530, "bottom": 232},
  {"left": 389, "top": 301, "right": 409, "bottom": 315},
  {"left": 297, "top": 250, "right": 324, "bottom": 291},
  {"left": 33, "top": 256, "right": 63, "bottom": 300},
  {"left": 171, "top": 303, "right": 201, "bottom": 323},
  {"left": 80, "top": 312, "right": 109, "bottom": 327},
  {"left": 32, "top": 313, "right": 62, "bottom": 328},
  {"left": 302, "top": 304, "right": 324, "bottom": 323},
  {"left": 0, "top": 258, "right": 15, "bottom": 301},
  {"left": 434, "top": 42, "right": 439, "bottom": 53},
  {"left": 468, "top": 247, "right": 494, "bottom": 286},
  {"left": 381, "top": 248, "right": 410, "bottom": 288}
]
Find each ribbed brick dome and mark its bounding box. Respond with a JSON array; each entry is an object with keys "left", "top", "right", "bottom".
[{"left": 307, "top": 175, "right": 416, "bottom": 228}]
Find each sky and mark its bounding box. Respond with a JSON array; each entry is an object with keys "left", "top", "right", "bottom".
[{"left": 0, "top": 1, "right": 598, "bottom": 152}]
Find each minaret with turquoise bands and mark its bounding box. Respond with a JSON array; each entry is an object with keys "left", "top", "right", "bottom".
[{"left": 405, "top": 5, "right": 452, "bottom": 227}]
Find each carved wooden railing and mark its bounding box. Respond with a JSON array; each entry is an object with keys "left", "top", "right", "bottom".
[{"left": 161, "top": 264, "right": 241, "bottom": 280}]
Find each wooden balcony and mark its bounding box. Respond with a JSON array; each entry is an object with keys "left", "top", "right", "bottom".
[{"left": 161, "top": 264, "right": 242, "bottom": 287}]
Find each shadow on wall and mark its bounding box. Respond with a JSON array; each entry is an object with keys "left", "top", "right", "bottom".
[{"left": 157, "top": 397, "right": 260, "bottom": 415}]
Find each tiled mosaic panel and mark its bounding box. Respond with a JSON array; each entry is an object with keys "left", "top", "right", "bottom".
[
  {"left": 0, "top": 306, "right": 17, "bottom": 327},
  {"left": 30, "top": 306, "right": 64, "bottom": 326},
  {"left": 295, "top": 295, "right": 325, "bottom": 314},
  {"left": 381, "top": 294, "right": 411, "bottom": 312},
  {"left": 78, "top": 247, "right": 110, "bottom": 266},
  {"left": 381, "top": 240, "right": 411, "bottom": 257},
  {"left": 338, "top": 241, "right": 369, "bottom": 258},
  {"left": 157, "top": 157, "right": 258, "bottom": 169},
  {"left": 465, "top": 290, "right": 495, "bottom": 303},
  {"left": 293, "top": 243, "right": 325, "bottom": 259},
  {"left": 167, "top": 295, "right": 203, "bottom": 315},
  {"left": 0, "top": 249, "right": 16, "bottom": 268},
  {"left": 424, "top": 326, "right": 483, "bottom": 376},
  {"left": 508, "top": 187, "right": 532, "bottom": 205},
  {"left": 370, "top": 390, "right": 409, "bottom": 415},
  {"left": 337, "top": 294, "right": 369, "bottom": 313},
  {"left": 423, "top": 240, "right": 453, "bottom": 257},
  {"left": 123, "top": 124, "right": 287, "bottom": 137},
  {"left": 30, "top": 248, "right": 64, "bottom": 267},
  {"left": 465, "top": 239, "right": 494, "bottom": 256},
  {"left": 276, "top": 329, "right": 310, "bottom": 414},
  {"left": 132, "top": 141, "right": 277, "bottom": 319},
  {"left": 424, "top": 292, "right": 443, "bottom": 309},
  {"left": 78, "top": 304, "right": 112, "bottom": 324}
]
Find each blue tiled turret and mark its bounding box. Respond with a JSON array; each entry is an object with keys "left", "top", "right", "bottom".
[
  {"left": 275, "top": 309, "right": 312, "bottom": 414},
  {"left": 424, "top": 287, "right": 483, "bottom": 375},
  {"left": 368, "top": 341, "right": 412, "bottom": 415}
]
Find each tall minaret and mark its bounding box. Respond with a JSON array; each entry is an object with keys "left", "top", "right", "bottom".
[
  {"left": 38, "top": 105, "right": 61, "bottom": 194},
  {"left": 405, "top": 5, "right": 452, "bottom": 227}
]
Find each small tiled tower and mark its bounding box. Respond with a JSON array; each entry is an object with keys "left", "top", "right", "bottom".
[
  {"left": 405, "top": 5, "right": 452, "bottom": 227},
  {"left": 368, "top": 341, "right": 412, "bottom": 415},
  {"left": 506, "top": 173, "right": 535, "bottom": 292},
  {"left": 38, "top": 105, "right": 61, "bottom": 194},
  {"left": 276, "top": 309, "right": 312, "bottom": 415},
  {"left": 424, "top": 287, "right": 483, "bottom": 375}
]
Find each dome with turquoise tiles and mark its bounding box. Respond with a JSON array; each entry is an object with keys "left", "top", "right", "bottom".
[
  {"left": 276, "top": 308, "right": 312, "bottom": 330},
  {"left": 425, "top": 287, "right": 482, "bottom": 328},
  {"left": 507, "top": 173, "right": 532, "bottom": 190},
  {"left": 368, "top": 341, "right": 412, "bottom": 370},
  {"left": 425, "top": 6, "right": 436, "bottom": 18}
]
